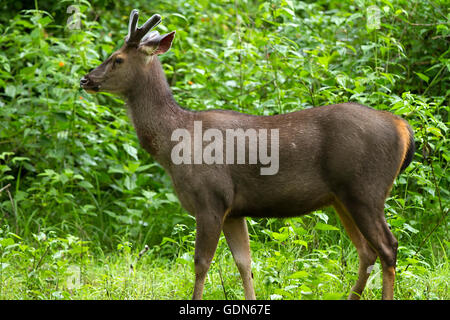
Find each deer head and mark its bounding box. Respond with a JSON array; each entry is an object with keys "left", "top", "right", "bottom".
[{"left": 80, "top": 9, "right": 175, "bottom": 95}]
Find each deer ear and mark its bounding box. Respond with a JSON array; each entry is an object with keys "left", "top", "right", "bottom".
[{"left": 139, "top": 31, "right": 176, "bottom": 55}]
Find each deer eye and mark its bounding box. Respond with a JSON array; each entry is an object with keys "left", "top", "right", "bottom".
[{"left": 115, "top": 57, "right": 124, "bottom": 65}]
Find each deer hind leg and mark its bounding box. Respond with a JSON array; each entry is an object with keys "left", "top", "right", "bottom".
[
  {"left": 223, "top": 216, "right": 256, "bottom": 300},
  {"left": 338, "top": 197, "right": 398, "bottom": 300},
  {"left": 334, "top": 201, "right": 377, "bottom": 300}
]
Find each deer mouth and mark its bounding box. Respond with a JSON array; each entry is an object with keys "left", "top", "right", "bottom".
[{"left": 80, "top": 76, "right": 100, "bottom": 93}]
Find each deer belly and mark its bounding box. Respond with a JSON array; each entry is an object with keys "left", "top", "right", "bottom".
[{"left": 230, "top": 189, "right": 334, "bottom": 218}]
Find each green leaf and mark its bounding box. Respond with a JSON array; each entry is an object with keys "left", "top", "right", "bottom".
[
  {"left": 414, "top": 72, "right": 429, "bottom": 83},
  {"left": 426, "top": 126, "right": 442, "bottom": 137},
  {"left": 404, "top": 223, "right": 419, "bottom": 234},
  {"left": 0, "top": 263, "right": 10, "bottom": 271},
  {"left": 271, "top": 231, "right": 289, "bottom": 242},
  {"left": 124, "top": 175, "right": 137, "bottom": 190},
  {"left": 5, "top": 85, "right": 16, "bottom": 98},
  {"left": 169, "top": 13, "right": 188, "bottom": 23},
  {"left": 293, "top": 239, "right": 308, "bottom": 248},
  {"left": 176, "top": 252, "right": 193, "bottom": 265},
  {"left": 0, "top": 238, "right": 14, "bottom": 247},
  {"left": 282, "top": 7, "right": 295, "bottom": 17},
  {"left": 166, "top": 193, "right": 178, "bottom": 203},
  {"left": 123, "top": 143, "right": 138, "bottom": 160},
  {"left": 323, "top": 292, "right": 345, "bottom": 300},
  {"left": 314, "top": 222, "right": 339, "bottom": 231},
  {"left": 289, "top": 270, "right": 309, "bottom": 279},
  {"left": 78, "top": 181, "right": 94, "bottom": 189},
  {"left": 161, "top": 237, "right": 178, "bottom": 245},
  {"left": 136, "top": 164, "right": 156, "bottom": 172}
]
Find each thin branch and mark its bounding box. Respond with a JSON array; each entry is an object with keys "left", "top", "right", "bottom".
[
  {"left": 431, "top": 35, "right": 450, "bottom": 40},
  {"left": 217, "top": 263, "right": 228, "bottom": 300},
  {"left": 1, "top": 184, "right": 18, "bottom": 232},
  {"left": 395, "top": 16, "right": 449, "bottom": 27},
  {"left": 34, "top": 244, "right": 51, "bottom": 271},
  {"left": 0, "top": 184, "right": 11, "bottom": 194},
  {"left": 129, "top": 245, "right": 149, "bottom": 273}
]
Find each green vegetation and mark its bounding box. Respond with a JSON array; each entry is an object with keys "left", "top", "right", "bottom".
[{"left": 0, "top": 0, "right": 448, "bottom": 299}]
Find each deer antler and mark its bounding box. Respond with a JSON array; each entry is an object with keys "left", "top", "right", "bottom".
[{"left": 126, "top": 9, "right": 161, "bottom": 46}]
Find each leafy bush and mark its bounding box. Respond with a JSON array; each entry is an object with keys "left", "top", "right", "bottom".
[{"left": 0, "top": 0, "right": 448, "bottom": 299}]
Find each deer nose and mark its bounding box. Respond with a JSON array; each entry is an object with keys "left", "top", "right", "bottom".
[{"left": 80, "top": 76, "right": 89, "bottom": 87}]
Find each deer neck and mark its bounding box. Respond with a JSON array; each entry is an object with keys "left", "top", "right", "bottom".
[{"left": 125, "top": 56, "right": 189, "bottom": 166}]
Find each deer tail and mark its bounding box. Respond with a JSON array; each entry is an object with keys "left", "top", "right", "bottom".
[{"left": 396, "top": 119, "right": 415, "bottom": 175}]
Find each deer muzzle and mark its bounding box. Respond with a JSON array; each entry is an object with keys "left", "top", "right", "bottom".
[{"left": 80, "top": 76, "right": 100, "bottom": 93}]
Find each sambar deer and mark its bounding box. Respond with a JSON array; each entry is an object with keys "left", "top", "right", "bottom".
[{"left": 81, "top": 10, "right": 414, "bottom": 300}]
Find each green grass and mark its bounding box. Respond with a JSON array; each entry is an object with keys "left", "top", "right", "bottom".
[{"left": 1, "top": 220, "right": 448, "bottom": 300}]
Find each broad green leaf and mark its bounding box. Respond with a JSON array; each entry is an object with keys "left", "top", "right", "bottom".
[
  {"left": 123, "top": 143, "right": 138, "bottom": 160},
  {"left": 414, "top": 72, "right": 429, "bottom": 83},
  {"left": 289, "top": 270, "right": 309, "bottom": 279},
  {"left": 315, "top": 222, "right": 339, "bottom": 231}
]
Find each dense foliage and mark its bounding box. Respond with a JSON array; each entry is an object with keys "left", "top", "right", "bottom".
[{"left": 0, "top": 0, "right": 448, "bottom": 299}]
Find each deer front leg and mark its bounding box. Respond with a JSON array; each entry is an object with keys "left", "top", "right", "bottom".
[
  {"left": 223, "top": 216, "right": 256, "bottom": 300},
  {"left": 192, "top": 211, "right": 223, "bottom": 300}
]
